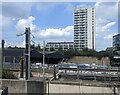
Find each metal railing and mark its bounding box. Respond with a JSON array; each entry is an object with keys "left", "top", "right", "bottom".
[{"left": 57, "top": 66, "right": 120, "bottom": 82}]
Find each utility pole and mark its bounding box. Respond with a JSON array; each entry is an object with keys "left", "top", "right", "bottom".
[
  {"left": 25, "top": 27, "right": 30, "bottom": 80},
  {"left": 43, "top": 41, "right": 45, "bottom": 80},
  {"left": 17, "top": 27, "right": 31, "bottom": 80},
  {"left": 1, "top": 40, "right": 4, "bottom": 69}
]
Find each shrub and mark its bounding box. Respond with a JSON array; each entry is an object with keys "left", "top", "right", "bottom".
[{"left": 2, "top": 70, "right": 17, "bottom": 79}]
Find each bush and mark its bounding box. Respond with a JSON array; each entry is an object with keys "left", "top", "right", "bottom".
[{"left": 2, "top": 70, "right": 17, "bottom": 79}]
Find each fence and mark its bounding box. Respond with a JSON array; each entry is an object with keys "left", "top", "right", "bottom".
[{"left": 57, "top": 66, "right": 120, "bottom": 82}]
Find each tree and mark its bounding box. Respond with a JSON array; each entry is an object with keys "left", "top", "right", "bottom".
[
  {"left": 57, "top": 48, "right": 114, "bottom": 63},
  {"left": 57, "top": 49, "right": 79, "bottom": 59},
  {"left": 14, "top": 46, "right": 18, "bottom": 48},
  {"left": 36, "top": 44, "right": 41, "bottom": 51},
  {"left": 80, "top": 48, "right": 97, "bottom": 57},
  {"left": 30, "top": 44, "right": 42, "bottom": 51},
  {"left": 30, "top": 44, "right": 35, "bottom": 49},
  {"left": 50, "top": 47, "right": 55, "bottom": 51}
]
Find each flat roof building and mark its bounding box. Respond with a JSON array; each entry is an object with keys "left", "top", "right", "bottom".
[{"left": 46, "top": 42, "right": 74, "bottom": 51}]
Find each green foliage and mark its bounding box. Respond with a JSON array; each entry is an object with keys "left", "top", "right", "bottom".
[
  {"left": 80, "top": 48, "right": 97, "bottom": 57},
  {"left": 58, "top": 49, "right": 80, "bottom": 59},
  {"left": 64, "top": 49, "right": 79, "bottom": 58},
  {"left": 50, "top": 47, "right": 55, "bottom": 51},
  {"left": 2, "top": 69, "right": 17, "bottom": 79},
  {"left": 57, "top": 48, "right": 114, "bottom": 60},
  {"left": 30, "top": 44, "right": 42, "bottom": 51}
]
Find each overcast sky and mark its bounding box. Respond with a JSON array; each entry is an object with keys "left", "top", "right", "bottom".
[{"left": 0, "top": 1, "right": 119, "bottom": 51}]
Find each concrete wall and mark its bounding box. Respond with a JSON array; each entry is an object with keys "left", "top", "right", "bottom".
[
  {"left": 1, "top": 79, "right": 120, "bottom": 95},
  {"left": 1, "top": 79, "right": 45, "bottom": 94},
  {"left": 46, "top": 81, "right": 120, "bottom": 95},
  {"left": 66, "top": 56, "right": 110, "bottom": 65}
]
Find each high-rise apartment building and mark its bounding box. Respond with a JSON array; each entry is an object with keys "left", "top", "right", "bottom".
[
  {"left": 113, "top": 34, "right": 120, "bottom": 51},
  {"left": 74, "top": 7, "right": 96, "bottom": 50},
  {"left": 113, "top": 2, "right": 120, "bottom": 53}
]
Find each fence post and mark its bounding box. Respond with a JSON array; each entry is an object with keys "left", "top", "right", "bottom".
[
  {"left": 20, "top": 57, "right": 24, "bottom": 78},
  {"left": 53, "top": 65, "right": 56, "bottom": 80}
]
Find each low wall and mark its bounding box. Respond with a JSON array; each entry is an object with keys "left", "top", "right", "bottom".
[
  {"left": 46, "top": 81, "right": 120, "bottom": 95},
  {"left": 1, "top": 79, "right": 120, "bottom": 95},
  {"left": 1, "top": 79, "right": 45, "bottom": 94}
]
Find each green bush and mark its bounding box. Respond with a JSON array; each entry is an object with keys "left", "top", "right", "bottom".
[{"left": 2, "top": 70, "right": 17, "bottom": 79}]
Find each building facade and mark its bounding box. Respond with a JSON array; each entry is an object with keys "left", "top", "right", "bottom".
[
  {"left": 74, "top": 7, "right": 96, "bottom": 50},
  {"left": 113, "top": 34, "right": 120, "bottom": 52},
  {"left": 46, "top": 42, "right": 74, "bottom": 51},
  {"left": 112, "top": 34, "right": 120, "bottom": 66}
]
